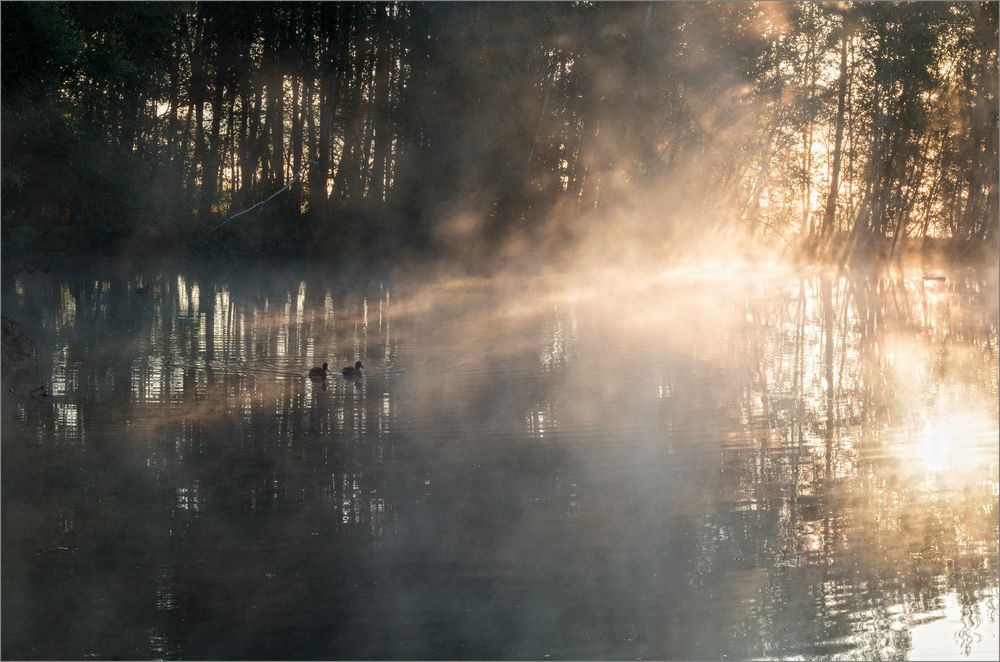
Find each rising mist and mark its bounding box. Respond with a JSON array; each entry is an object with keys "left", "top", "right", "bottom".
[{"left": 2, "top": 2, "right": 996, "bottom": 269}]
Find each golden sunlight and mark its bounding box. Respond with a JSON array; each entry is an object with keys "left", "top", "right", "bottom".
[
  {"left": 917, "top": 421, "right": 951, "bottom": 473},
  {"left": 913, "top": 404, "right": 997, "bottom": 477}
]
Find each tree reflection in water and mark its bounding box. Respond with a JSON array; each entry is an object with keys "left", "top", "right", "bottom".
[{"left": 2, "top": 261, "right": 997, "bottom": 659}]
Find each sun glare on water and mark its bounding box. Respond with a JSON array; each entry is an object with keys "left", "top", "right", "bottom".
[
  {"left": 911, "top": 405, "right": 997, "bottom": 479},
  {"left": 918, "top": 421, "right": 952, "bottom": 473}
]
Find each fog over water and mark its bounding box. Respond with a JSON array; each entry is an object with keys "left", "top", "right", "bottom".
[
  {"left": 3, "top": 2, "right": 998, "bottom": 658},
  {"left": 2, "top": 258, "right": 997, "bottom": 659}
]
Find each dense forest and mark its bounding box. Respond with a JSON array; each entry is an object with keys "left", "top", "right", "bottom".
[{"left": 2, "top": 1, "right": 997, "bottom": 262}]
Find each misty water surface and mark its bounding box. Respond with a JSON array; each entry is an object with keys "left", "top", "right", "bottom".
[{"left": 2, "top": 260, "right": 998, "bottom": 660}]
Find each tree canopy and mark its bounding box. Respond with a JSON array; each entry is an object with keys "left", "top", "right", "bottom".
[{"left": 2, "top": 1, "right": 996, "bottom": 260}]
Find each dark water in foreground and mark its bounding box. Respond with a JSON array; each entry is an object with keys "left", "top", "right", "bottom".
[{"left": 3, "top": 260, "right": 998, "bottom": 660}]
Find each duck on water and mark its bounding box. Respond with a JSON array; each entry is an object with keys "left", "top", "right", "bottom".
[
  {"left": 342, "top": 361, "right": 364, "bottom": 378},
  {"left": 308, "top": 361, "right": 365, "bottom": 379},
  {"left": 308, "top": 362, "right": 331, "bottom": 379}
]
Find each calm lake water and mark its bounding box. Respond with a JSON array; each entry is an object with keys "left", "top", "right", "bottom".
[{"left": 3, "top": 259, "right": 998, "bottom": 660}]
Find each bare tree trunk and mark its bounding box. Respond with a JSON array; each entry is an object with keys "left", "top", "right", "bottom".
[
  {"left": 800, "top": 3, "right": 817, "bottom": 236},
  {"left": 226, "top": 89, "right": 237, "bottom": 209},
  {"left": 290, "top": 74, "right": 303, "bottom": 211},
  {"left": 180, "top": 103, "right": 194, "bottom": 199},
  {"left": 370, "top": 2, "right": 391, "bottom": 205},
  {"left": 200, "top": 39, "right": 226, "bottom": 219},
  {"left": 189, "top": 14, "right": 208, "bottom": 215},
  {"left": 333, "top": 38, "right": 368, "bottom": 206},
  {"left": 821, "top": 31, "right": 849, "bottom": 240},
  {"left": 311, "top": 2, "right": 341, "bottom": 216},
  {"left": 263, "top": 16, "right": 284, "bottom": 188},
  {"left": 268, "top": 75, "right": 284, "bottom": 187},
  {"left": 165, "top": 29, "right": 185, "bottom": 200}
]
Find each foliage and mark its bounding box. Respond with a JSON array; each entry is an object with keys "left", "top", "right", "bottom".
[{"left": 1, "top": 1, "right": 996, "bottom": 261}]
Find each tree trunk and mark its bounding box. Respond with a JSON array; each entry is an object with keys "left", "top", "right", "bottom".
[
  {"left": 290, "top": 74, "right": 303, "bottom": 211},
  {"left": 189, "top": 15, "right": 208, "bottom": 214},
  {"left": 370, "top": 2, "right": 391, "bottom": 205},
  {"left": 263, "top": 17, "right": 284, "bottom": 188},
  {"left": 800, "top": 3, "right": 817, "bottom": 236},
  {"left": 268, "top": 75, "right": 284, "bottom": 187},
  {"left": 333, "top": 33, "right": 367, "bottom": 206},
  {"left": 311, "top": 2, "right": 340, "bottom": 216},
  {"left": 821, "top": 32, "right": 849, "bottom": 240},
  {"left": 200, "top": 38, "right": 227, "bottom": 219}
]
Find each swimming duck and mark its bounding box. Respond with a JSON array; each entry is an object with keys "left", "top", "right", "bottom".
[
  {"left": 342, "top": 361, "right": 364, "bottom": 378},
  {"left": 308, "top": 362, "right": 331, "bottom": 379}
]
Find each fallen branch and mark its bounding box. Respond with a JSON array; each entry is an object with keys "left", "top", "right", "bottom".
[{"left": 209, "top": 161, "right": 316, "bottom": 234}]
